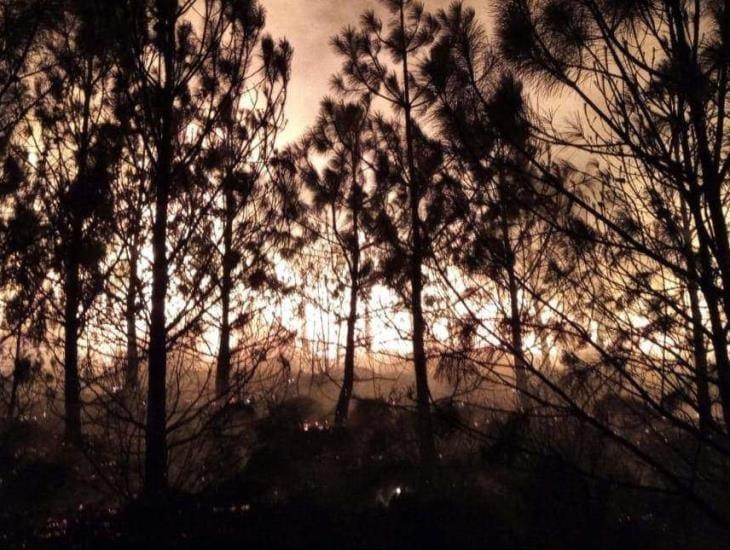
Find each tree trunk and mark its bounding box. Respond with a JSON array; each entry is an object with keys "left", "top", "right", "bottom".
[
  {"left": 685, "top": 192, "right": 730, "bottom": 430},
  {"left": 63, "top": 227, "right": 83, "bottom": 445},
  {"left": 498, "top": 179, "right": 530, "bottom": 410},
  {"left": 125, "top": 241, "right": 140, "bottom": 391},
  {"left": 687, "top": 277, "right": 714, "bottom": 432},
  {"left": 144, "top": 0, "right": 175, "bottom": 497},
  {"left": 506, "top": 247, "right": 529, "bottom": 410},
  {"left": 670, "top": 7, "right": 730, "bottom": 430},
  {"left": 215, "top": 186, "right": 234, "bottom": 399},
  {"left": 680, "top": 200, "right": 714, "bottom": 432},
  {"left": 145, "top": 151, "right": 170, "bottom": 496},
  {"left": 410, "top": 259, "right": 437, "bottom": 478},
  {"left": 8, "top": 328, "right": 22, "bottom": 419},
  {"left": 335, "top": 158, "right": 362, "bottom": 427},
  {"left": 335, "top": 275, "right": 358, "bottom": 427},
  {"left": 60, "top": 57, "right": 94, "bottom": 447},
  {"left": 399, "top": 4, "right": 436, "bottom": 479}
]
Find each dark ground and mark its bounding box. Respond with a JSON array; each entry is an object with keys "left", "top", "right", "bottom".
[
  {"left": 6, "top": 493, "right": 704, "bottom": 550},
  {"left": 1, "top": 397, "right": 727, "bottom": 549}
]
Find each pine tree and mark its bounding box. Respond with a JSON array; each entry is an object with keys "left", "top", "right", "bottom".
[
  {"left": 331, "top": 0, "right": 441, "bottom": 477},
  {"left": 115, "top": 0, "right": 290, "bottom": 496},
  {"left": 32, "top": 0, "right": 122, "bottom": 444},
  {"left": 199, "top": 26, "right": 292, "bottom": 399},
  {"left": 300, "top": 95, "right": 376, "bottom": 426}
]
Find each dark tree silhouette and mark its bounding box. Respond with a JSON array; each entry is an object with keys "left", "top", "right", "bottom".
[
  {"left": 0, "top": 2, "right": 56, "bottom": 416},
  {"left": 113, "top": 148, "right": 148, "bottom": 393},
  {"left": 31, "top": 0, "right": 122, "bottom": 445},
  {"left": 0, "top": 181, "right": 46, "bottom": 419},
  {"left": 496, "top": 0, "right": 730, "bottom": 430},
  {"left": 331, "top": 0, "right": 441, "bottom": 478},
  {"left": 0, "top": 0, "right": 53, "bottom": 164},
  {"left": 199, "top": 25, "right": 291, "bottom": 399},
  {"left": 422, "top": 3, "right": 564, "bottom": 410},
  {"left": 114, "top": 0, "right": 292, "bottom": 496},
  {"left": 299, "top": 96, "right": 377, "bottom": 426}
]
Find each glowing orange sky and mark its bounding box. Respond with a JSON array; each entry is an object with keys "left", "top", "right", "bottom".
[{"left": 263, "top": 0, "right": 485, "bottom": 143}]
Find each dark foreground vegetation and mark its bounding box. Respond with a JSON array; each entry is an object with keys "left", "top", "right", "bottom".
[
  {"left": 3, "top": 0, "right": 730, "bottom": 547},
  {"left": 2, "top": 393, "right": 726, "bottom": 549}
]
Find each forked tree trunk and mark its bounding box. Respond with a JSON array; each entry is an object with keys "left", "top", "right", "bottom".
[
  {"left": 684, "top": 191, "right": 730, "bottom": 430},
  {"left": 670, "top": 11, "right": 730, "bottom": 430}
]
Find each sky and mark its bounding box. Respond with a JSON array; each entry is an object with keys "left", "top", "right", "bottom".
[{"left": 263, "top": 0, "right": 484, "bottom": 144}]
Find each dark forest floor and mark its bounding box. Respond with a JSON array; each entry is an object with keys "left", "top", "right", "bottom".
[
  {"left": 4, "top": 470, "right": 725, "bottom": 550},
  {"left": 1, "top": 403, "right": 728, "bottom": 549},
  {"left": 5, "top": 494, "right": 712, "bottom": 550}
]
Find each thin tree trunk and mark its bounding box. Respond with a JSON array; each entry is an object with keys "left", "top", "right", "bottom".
[
  {"left": 699, "top": 284, "right": 730, "bottom": 431},
  {"left": 409, "top": 251, "right": 437, "bottom": 478},
  {"left": 680, "top": 200, "right": 714, "bottom": 432},
  {"left": 504, "top": 235, "right": 529, "bottom": 410},
  {"left": 497, "top": 172, "right": 530, "bottom": 410},
  {"left": 8, "top": 327, "right": 22, "bottom": 419},
  {"left": 125, "top": 241, "right": 140, "bottom": 390},
  {"left": 687, "top": 277, "right": 714, "bottom": 431},
  {"left": 61, "top": 58, "right": 94, "bottom": 446},
  {"left": 335, "top": 156, "right": 362, "bottom": 427},
  {"left": 145, "top": 153, "right": 170, "bottom": 495},
  {"left": 63, "top": 227, "right": 82, "bottom": 445},
  {"left": 689, "top": 117, "right": 730, "bottom": 332},
  {"left": 671, "top": 5, "right": 730, "bottom": 429},
  {"left": 335, "top": 273, "right": 358, "bottom": 427},
  {"left": 400, "top": 3, "right": 436, "bottom": 480},
  {"left": 216, "top": 186, "right": 234, "bottom": 399}
]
